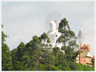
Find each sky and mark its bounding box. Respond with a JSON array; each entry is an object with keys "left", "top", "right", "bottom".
[{"left": 1, "top": 1, "right": 95, "bottom": 56}]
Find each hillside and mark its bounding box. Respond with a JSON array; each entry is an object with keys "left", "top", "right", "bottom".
[{"left": 2, "top": 18, "right": 95, "bottom": 71}]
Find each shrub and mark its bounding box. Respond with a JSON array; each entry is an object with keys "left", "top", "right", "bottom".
[
  {"left": 27, "top": 67, "right": 35, "bottom": 70},
  {"left": 47, "top": 65, "right": 61, "bottom": 71},
  {"left": 38, "top": 64, "right": 45, "bottom": 71}
]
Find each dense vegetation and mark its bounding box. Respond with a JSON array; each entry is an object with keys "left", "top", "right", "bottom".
[{"left": 2, "top": 18, "right": 95, "bottom": 71}]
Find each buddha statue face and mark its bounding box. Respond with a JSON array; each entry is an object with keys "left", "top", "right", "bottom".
[{"left": 50, "top": 21, "right": 56, "bottom": 31}]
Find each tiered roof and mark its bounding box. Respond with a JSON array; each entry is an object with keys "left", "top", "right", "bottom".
[
  {"left": 79, "top": 44, "right": 92, "bottom": 51},
  {"left": 80, "top": 44, "right": 88, "bottom": 50}
]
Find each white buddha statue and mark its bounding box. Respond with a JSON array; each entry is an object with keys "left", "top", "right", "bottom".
[{"left": 47, "top": 21, "right": 62, "bottom": 48}]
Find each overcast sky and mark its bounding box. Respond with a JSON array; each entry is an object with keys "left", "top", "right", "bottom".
[{"left": 2, "top": 1, "right": 95, "bottom": 56}]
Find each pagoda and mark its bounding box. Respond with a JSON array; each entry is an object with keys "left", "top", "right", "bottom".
[{"left": 76, "top": 44, "right": 93, "bottom": 66}]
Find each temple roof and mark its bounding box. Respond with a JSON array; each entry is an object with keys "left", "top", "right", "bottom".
[
  {"left": 82, "top": 44, "right": 86, "bottom": 47},
  {"left": 79, "top": 44, "right": 90, "bottom": 50}
]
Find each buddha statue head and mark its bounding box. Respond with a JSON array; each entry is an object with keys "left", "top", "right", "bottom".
[{"left": 50, "top": 21, "right": 57, "bottom": 31}]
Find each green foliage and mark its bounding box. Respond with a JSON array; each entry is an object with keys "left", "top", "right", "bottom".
[
  {"left": 45, "top": 44, "right": 48, "bottom": 47},
  {"left": 40, "top": 32, "right": 50, "bottom": 44},
  {"left": 14, "top": 61, "right": 26, "bottom": 70},
  {"left": 58, "top": 18, "right": 77, "bottom": 50},
  {"left": 64, "top": 46, "right": 74, "bottom": 62},
  {"left": 49, "top": 44, "right": 52, "bottom": 47},
  {"left": 47, "top": 37, "right": 50, "bottom": 43},
  {"left": 2, "top": 18, "right": 94, "bottom": 71},
  {"left": 41, "top": 32, "right": 48, "bottom": 40},
  {"left": 21, "top": 55, "right": 30, "bottom": 68},
  {"left": 31, "top": 50, "right": 42, "bottom": 70},
  {"left": 27, "top": 67, "right": 36, "bottom": 70},
  {"left": 57, "top": 18, "right": 78, "bottom": 64},
  {"left": 70, "top": 62, "right": 78, "bottom": 70},
  {"left": 61, "top": 46, "right": 67, "bottom": 50},
  {"left": 31, "top": 35, "right": 42, "bottom": 50},
  {"left": 83, "top": 65, "right": 94, "bottom": 71},
  {"left": 69, "top": 62, "right": 94, "bottom": 71},
  {"left": 11, "top": 48, "right": 17, "bottom": 65},
  {"left": 47, "top": 65, "right": 61, "bottom": 71},
  {"left": 38, "top": 64, "right": 45, "bottom": 70},
  {"left": 56, "top": 36, "right": 63, "bottom": 43},
  {"left": 53, "top": 47, "right": 60, "bottom": 57},
  {"left": 2, "top": 31, "right": 8, "bottom": 44},
  {"left": 47, "top": 52, "right": 55, "bottom": 65},
  {"left": 16, "top": 42, "right": 25, "bottom": 61},
  {"left": 1, "top": 24, "right": 8, "bottom": 44},
  {"left": 91, "top": 58, "right": 94, "bottom": 67},
  {"left": 57, "top": 52, "right": 66, "bottom": 66},
  {"left": 2, "top": 43, "right": 13, "bottom": 70},
  {"left": 33, "top": 35, "right": 41, "bottom": 44},
  {"left": 2, "top": 25, "right": 12, "bottom": 70},
  {"left": 75, "top": 63, "right": 84, "bottom": 71}
]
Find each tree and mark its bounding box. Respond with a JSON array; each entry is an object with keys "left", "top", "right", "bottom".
[
  {"left": 27, "top": 67, "right": 35, "bottom": 71},
  {"left": 56, "top": 36, "right": 63, "bottom": 44},
  {"left": 2, "top": 25, "right": 12, "bottom": 70},
  {"left": 38, "top": 64, "right": 45, "bottom": 71},
  {"left": 2, "top": 44, "right": 13, "bottom": 70},
  {"left": 83, "top": 65, "right": 94, "bottom": 71},
  {"left": 49, "top": 44, "right": 52, "bottom": 48},
  {"left": 58, "top": 18, "right": 78, "bottom": 62},
  {"left": 1, "top": 25, "right": 8, "bottom": 44},
  {"left": 57, "top": 52, "right": 66, "bottom": 70},
  {"left": 31, "top": 49, "right": 43, "bottom": 70},
  {"left": 58, "top": 18, "right": 77, "bottom": 48},
  {"left": 31, "top": 35, "right": 43, "bottom": 70},
  {"left": 31, "top": 35, "right": 41, "bottom": 50},
  {"left": 16, "top": 42, "right": 25, "bottom": 61},
  {"left": 41, "top": 48, "right": 49, "bottom": 70},
  {"left": 70, "top": 62, "right": 78, "bottom": 70},
  {"left": 39, "top": 33, "right": 52, "bottom": 70},
  {"left": 21, "top": 55, "right": 30, "bottom": 68},
  {"left": 40, "top": 32, "right": 50, "bottom": 44},
  {"left": 56, "top": 18, "right": 78, "bottom": 69},
  {"left": 2, "top": 31, "right": 8, "bottom": 44},
  {"left": 11, "top": 48, "right": 17, "bottom": 67},
  {"left": 53, "top": 47, "right": 60, "bottom": 57},
  {"left": 65, "top": 46, "right": 74, "bottom": 62},
  {"left": 14, "top": 61, "right": 26, "bottom": 70},
  {"left": 46, "top": 52, "right": 55, "bottom": 70}
]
